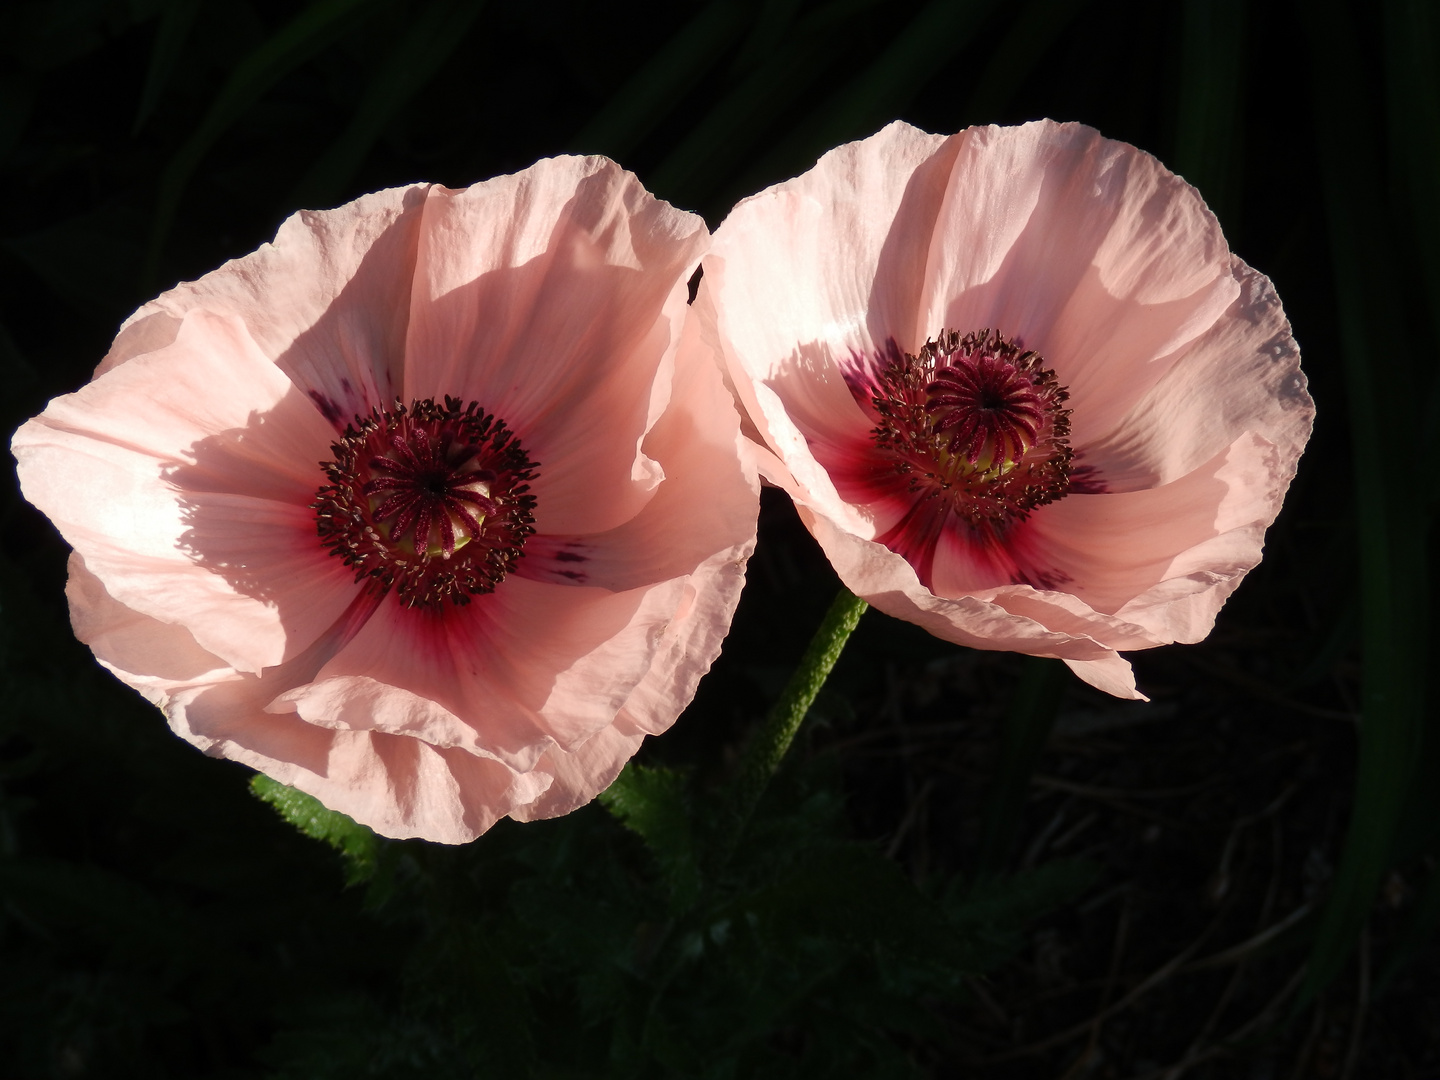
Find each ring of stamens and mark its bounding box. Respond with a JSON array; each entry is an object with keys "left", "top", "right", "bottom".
[
  {"left": 313, "top": 396, "right": 537, "bottom": 608},
  {"left": 864, "top": 329, "right": 1072, "bottom": 527}
]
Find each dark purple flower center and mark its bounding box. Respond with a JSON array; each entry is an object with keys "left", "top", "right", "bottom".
[
  {"left": 865, "top": 329, "right": 1072, "bottom": 527},
  {"left": 312, "top": 396, "right": 537, "bottom": 608}
]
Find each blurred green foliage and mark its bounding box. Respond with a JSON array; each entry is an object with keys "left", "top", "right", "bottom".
[
  {"left": 0, "top": 0, "right": 1435, "bottom": 1073},
  {"left": 242, "top": 763, "right": 1094, "bottom": 1078},
  {"left": 250, "top": 774, "right": 382, "bottom": 886}
]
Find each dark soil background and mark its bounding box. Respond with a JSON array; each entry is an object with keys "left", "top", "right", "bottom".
[{"left": 1, "top": 0, "right": 1436, "bottom": 1076}]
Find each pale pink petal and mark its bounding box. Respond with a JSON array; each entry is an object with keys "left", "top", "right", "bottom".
[
  {"left": 94, "top": 309, "right": 183, "bottom": 378},
  {"left": 274, "top": 575, "right": 688, "bottom": 767},
  {"left": 520, "top": 295, "right": 760, "bottom": 591},
  {"left": 912, "top": 431, "right": 1286, "bottom": 653},
  {"left": 805, "top": 510, "right": 1115, "bottom": 662},
  {"left": 402, "top": 159, "right": 708, "bottom": 536},
  {"left": 698, "top": 276, "right": 877, "bottom": 538},
  {"left": 513, "top": 531, "right": 755, "bottom": 821},
  {"left": 507, "top": 715, "right": 646, "bottom": 823},
  {"left": 1020, "top": 432, "right": 1282, "bottom": 640},
  {"left": 709, "top": 120, "right": 1311, "bottom": 697},
  {"left": 28, "top": 156, "right": 755, "bottom": 842},
  {"left": 708, "top": 122, "right": 954, "bottom": 373},
  {"left": 702, "top": 125, "right": 955, "bottom": 533},
  {"left": 920, "top": 122, "right": 1239, "bottom": 446},
  {"left": 976, "top": 585, "right": 1162, "bottom": 653},
  {"left": 275, "top": 537, "right": 753, "bottom": 831},
  {"left": 612, "top": 536, "right": 755, "bottom": 737},
  {"left": 1064, "top": 656, "right": 1146, "bottom": 701},
  {"left": 473, "top": 574, "right": 685, "bottom": 748},
  {"left": 65, "top": 551, "right": 222, "bottom": 685},
  {"left": 183, "top": 695, "right": 553, "bottom": 845},
  {"left": 131, "top": 186, "right": 430, "bottom": 424},
  {"left": 15, "top": 311, "right": 356, "bottom": 672},
  {"left": 1079, "top": 260, "right": 1311, "bottom": 492},
  {"left": 27, "top": 311, "right": 331, "bottom": 497},
  {"left": 68, "top": 553, "right": 554, "bottom": 844}
]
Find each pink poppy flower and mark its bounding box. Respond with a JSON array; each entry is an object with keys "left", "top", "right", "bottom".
[
  {"left": 700, "top": 120, "right": 1312, "bottom": 699},
  {"left": 12, "top": 157, "right": 758, "bottom": 843}
]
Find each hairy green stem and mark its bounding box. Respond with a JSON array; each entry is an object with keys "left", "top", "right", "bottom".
[{"left": 724, "top": 588, "right": 868, "bottom": 841}]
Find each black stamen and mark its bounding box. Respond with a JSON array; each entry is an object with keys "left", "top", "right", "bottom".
[{"left": 312, "top": 397, "right": 538, "bottom": 608}]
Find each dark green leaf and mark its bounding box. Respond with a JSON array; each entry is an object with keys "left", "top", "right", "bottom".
[
  {"left": 762, "top": 0, "right": 1003, "bottom": 171},
  {"left": 288, "top": 0, "right": 487, "bottom": 210},
  {"left": 731, "top": 0, "right": 1004, "bottom": 201},
  {"left": 647, "top": 0, "right": 889, "bottom": 209},
  {"left": 738, "top": 841, "right": 979, "bottom": 970},
  {"left": 250, "top": 773, "right": 380, "bottom": 884},
  {"left": 1384, "top": 0, "right": 1440, "bottom": 456},
  {"left": 1171, "top": 0, "right": 1247, "bottom": 225},
  {"left": 959, "top": 0, "right": 1091, "bottom": 124},
  {"left": 728, "top": 0, "right": 804, "bottom": 75},
  {"left": 132, "top": 0, "right": 201, "bottom": 134},
  {"left": 599, "top": 762, "right": 700, "bottom": 908},
  {"left": 944, "top": 859, "right": 1099, "bottom": 969},
  {"left": 716, "top": 589, "right": 867, "bottom": 861},
  {"left": 1297, "top": 0, "right": 1429, "bottom": 1008},
  {"left": 569, "top": 0, "right": 750, "bottom": 161},
  {"left": 145, "top": 0, "right": 387, "bottom": 282}
]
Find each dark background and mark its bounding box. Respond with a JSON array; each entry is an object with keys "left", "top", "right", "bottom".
[{"left": 0, "top": 0, "right": 1436, "bottom": 1076}]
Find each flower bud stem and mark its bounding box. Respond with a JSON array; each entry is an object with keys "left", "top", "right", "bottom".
[{"left": 722, "top": 587, "right": 868, "bottom": 846}]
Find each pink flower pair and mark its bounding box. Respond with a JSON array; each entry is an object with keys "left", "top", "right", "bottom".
[{"left": 12, "top": 121, "right": 1312, "bottom": 842}]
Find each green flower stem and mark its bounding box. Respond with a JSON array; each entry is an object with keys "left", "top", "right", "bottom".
[{"left": 724, "top": 588, "right": 868, "bottom": 841}]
